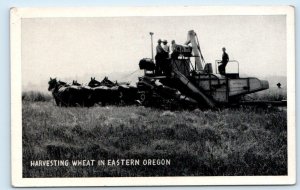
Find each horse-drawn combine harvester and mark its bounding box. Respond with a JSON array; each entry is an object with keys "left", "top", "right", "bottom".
[{"left": 48, "top": 30, "right": 286, "bottom": 108}]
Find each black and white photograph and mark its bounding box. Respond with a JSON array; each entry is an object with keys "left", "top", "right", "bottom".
[{"left": 11, "top": 6, "right": 295, "bottom": 186}]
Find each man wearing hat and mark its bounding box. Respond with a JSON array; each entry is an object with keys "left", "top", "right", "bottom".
[
  {"left": 161, "top": 39, "right": 171, "bottom": 76},
  {"left": 171, "top": 40, "right": 177, "bottom": 52},
  {"left": 155, "top": 39, "right": 164, "bottom": 75},
  {"left": 156, "top": 39, "right": 164, "bottom": 55},
  {"left": 218, "top": 47, "right": 229, "bottom": 75}
]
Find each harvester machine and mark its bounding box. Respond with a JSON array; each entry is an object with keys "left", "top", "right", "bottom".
[{"left": 137, "top": 30, "right": 271, "bottom": 108}]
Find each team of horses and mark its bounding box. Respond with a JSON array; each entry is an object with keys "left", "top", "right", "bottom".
[{"left": 48, "top": 77, "right": 137, "bottom": 107}]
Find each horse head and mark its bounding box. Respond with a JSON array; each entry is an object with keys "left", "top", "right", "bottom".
[
  {"left": 48, "top": 77, "right": 58, "bottom": 91},
  {"left": 101, "top": 76, "right": 115, "bottom": 87},
  {"left": 88, "top": 77, "right": 102, "bottom": 87}
]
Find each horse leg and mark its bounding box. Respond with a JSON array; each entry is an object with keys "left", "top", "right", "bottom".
[{"left": 54, "top": 98, "right": 59, "bottom": 106}]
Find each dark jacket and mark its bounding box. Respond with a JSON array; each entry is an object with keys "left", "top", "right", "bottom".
[
  {"left": 222, "top": 52, "right": 229, "bottom": 65},
  {"left": 155, "top": 44, "right": 165, "bottom": 61}
]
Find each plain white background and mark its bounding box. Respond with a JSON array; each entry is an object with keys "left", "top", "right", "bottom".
[
  {"left": 1, "top": 0, "right": 299, "bottom": 189},
  {"left": 21, "top": 15, "right": 287, "bottom": 92}
]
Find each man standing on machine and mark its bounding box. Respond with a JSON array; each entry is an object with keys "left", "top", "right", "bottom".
[
  {"left": 161, "top": 39, "right": 171, "bottom": 75},
  {"left": 155, "top": 39, "right": 164, "bottom": 75},
  {"left": 171, "top": 40, "right": 177, "bottom": 52},
  {"left": 218, "top": 47, "right": 229, "bottom": 75},
  {"left": 162, "top": 39, "right": 170, "bottom": 58}
]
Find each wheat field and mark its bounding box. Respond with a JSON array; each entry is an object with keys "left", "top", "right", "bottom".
[{"left": 22, "top": 90, "right": 287, "bottom": 177}]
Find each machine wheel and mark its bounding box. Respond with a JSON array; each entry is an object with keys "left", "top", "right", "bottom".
[
  {"left": 119, "top": 91, "right": 123, "bottom": 99},
  {"left": 119, "top": 91, "right": 125, "bottom": 105},
  {"left": 139, "top": 92, "right": 147, "bottom": 103}
]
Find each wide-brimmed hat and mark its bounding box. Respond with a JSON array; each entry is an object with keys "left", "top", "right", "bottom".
[
  {"left": 157, "top": 39, "right": 162, "bottom": 43},
  {"left": 162, "top": 39, "right": 168, "bottom": 43}
]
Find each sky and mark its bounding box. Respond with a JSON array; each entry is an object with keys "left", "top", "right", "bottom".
[{"left": 21, "top": 15, "right": 287, "bottom": 91}]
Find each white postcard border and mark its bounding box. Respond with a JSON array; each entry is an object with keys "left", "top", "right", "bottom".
[{"left": 11, "top": 6, "right": 296, "bottom": 187}]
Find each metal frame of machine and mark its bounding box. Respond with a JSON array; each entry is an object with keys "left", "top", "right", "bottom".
[{"left": 136, "top": 30, "right": 271, "bottom": 108}]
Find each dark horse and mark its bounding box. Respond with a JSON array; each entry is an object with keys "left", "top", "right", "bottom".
[
  {"left": 88, "top": 77, "right": 121, "bottom": 105},
  {"left": 48, "top": 78, "right": 94, "bottom": 107},
  {"left": 88, "top": 77, "right": 138, "bottom": 105},
  {"left": 101, "top": 76, "right": 117, "bottom": 87},
  {"left": 88, "top": 77, "right": 117, "bottom": 87}
]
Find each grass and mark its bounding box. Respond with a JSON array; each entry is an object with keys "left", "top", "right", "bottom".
[
  {"left": 22, "top": 91, "right": 52, "bottom": 102},
  {"left": 245, "top": 87, "right": 287, "bottom": 101},
  {"left": 22, "top": 96, "right": 287, "bottom": 177}
]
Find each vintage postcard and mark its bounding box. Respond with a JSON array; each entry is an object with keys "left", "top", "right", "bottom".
[{"left": 11, "top": 6, "right": 295, "bottom": 186}]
